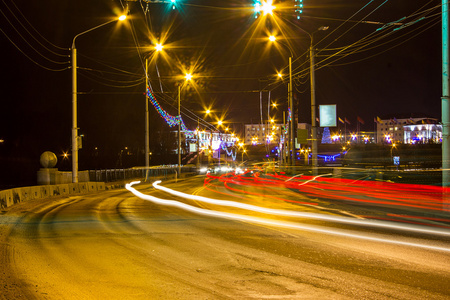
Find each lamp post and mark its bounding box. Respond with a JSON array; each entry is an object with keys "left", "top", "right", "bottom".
[
  {"left": 145, "top": 58, "right": 150, "bottom": 180},
  {"left": 269, "top": 36, "right": 295, "bottom": 166},
  {"left": 217, "top": 120, "right": 224, "bottom": 167},
  {"left": 71, "top": 15, "right": 126, "bottom": 183},
  {"left": 178, "top": 73, "right": 192, "bottom": 176},
  {"left": 442, "top": 0, "right": 449, "bottom": 187},
  {"left": 145, "top": 43, "right": 163, "bottom": 181},
  {"left": 178, "top": 84, "right": 181, "bottom": 175},
  {"left": 306, "top": 26, "right": 329, "bottom": 174}
]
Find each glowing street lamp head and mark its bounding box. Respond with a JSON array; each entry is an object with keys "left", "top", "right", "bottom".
[
  {"left": 269, "top": 35, "right": 276, "bottom": 42},
  {"left": 277, "top": 72, "right": 283, "bottom": 78},
  {"left": 118, "top": 15, "right": 127, "bottom": 21},
  {"left": 155, "top": 43, "right": 163, "bottom": 52},
  {"left": 261, "top": 1, "right": 275, "bottom": 15},
  {"left": 185, "top": 73, "right": 192, "bottom": 81}
]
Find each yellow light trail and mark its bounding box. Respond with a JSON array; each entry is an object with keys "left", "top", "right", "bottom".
[
  {"left": 152, "top": 181, "right": 450, "bottom": 237},
  {"left": 126, "top": 181, "right": 450, "bottom": 252}
]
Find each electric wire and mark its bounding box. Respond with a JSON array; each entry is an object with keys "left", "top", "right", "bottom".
[
  {"left": 0, "top": 7, "right": 69, "bottom": 65},
  {"left": 326, "top": 16, "right": 441, "bottom": 67},
  {"left": 2, "top": 0, "right": 69, "bottom": 52},
  {"left": 78, "top": 53, "right": 144, "bottom": 77},
  {"left": 289, "top": 3, "right": 441, "bottom": 79},
  {"left": 0, "top": 27, "right": 69, "bottom": 71},
  {"left": 316, "top": 0, "right": 390, "bottom": 52},
  {"left": 78, "top": 71, "right": 145, "bottom": 88}
]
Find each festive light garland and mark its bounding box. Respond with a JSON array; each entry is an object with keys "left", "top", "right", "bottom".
[
  {"left": 284, "top": 107, "right": 291, "bottom": 135},
  {"left": 146, "top": 87, "right": 194, "bottom": 138},
  {"left": 220, "top": 142, "right": 237, "bottom": 161},
  {"left": 146, "top": 87, "right": 239, "bottom": 159}
]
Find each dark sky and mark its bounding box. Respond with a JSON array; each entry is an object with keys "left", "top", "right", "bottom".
[{"left": 0, "top": 0, "right": 443, "bottom": 175}]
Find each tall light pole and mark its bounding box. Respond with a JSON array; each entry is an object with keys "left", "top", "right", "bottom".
[
  {"left": 145, "top": 43, "right": 163, "bottom": 181},
  {"left": 217, "top": 120, "right": 224, "bottom": 167},
  {"left": 269, "top": 35, "right": 295, "bottom": 166},
  {"left": 145, "top": 58, "right": 150, "bottom": 180},
  {"left": 71, "top": 15, "right": 126, "bottom": 183},
  {"left": 289, "top": 58, "right": 294, "bottom": 166},
  {"left": 309, "top": 26, "right": 329, "bottom": 174},
  {"left": 178, "top": 73, "right": 192, "bottom": 176},
  {"left": 442, "top": 0, "right": 449, "bottom": 187},
  {"left": 178, "top": 84, "right": 181, "bottom": 176}
]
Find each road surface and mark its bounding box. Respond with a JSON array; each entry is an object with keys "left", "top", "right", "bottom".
[{"left": 1, "top": 175, "right": 449, "bottom": 299}]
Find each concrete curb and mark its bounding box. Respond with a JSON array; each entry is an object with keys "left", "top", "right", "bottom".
[
  {"left": 0, "top": 172, "right": 198, "bottom": 209},
  {"left": 0, "top": 182, "right": 107, "bottom": 209}
]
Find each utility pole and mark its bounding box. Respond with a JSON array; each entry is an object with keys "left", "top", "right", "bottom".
[
  {"left": 178, "top": 84, "right": 181, "bottom": 176},
  {"left": 442, "top": 0, "right": 450, "bottom": 187},
  {"left": 309, "top": 26, "right": 328, "bottom": 175},
  {"left": 197, "top": 118, "right": 200, "bottom": 168},
  {"left": 72, "top": 45, "right": 78, "bottom": 183},
  {"left": 283, "top": 111, "right": 286, "bottom": 165},
  {"left": 310, "top": 43, "right": 318, "bottom": 174},
  {"left": 289, "top": 57, "right": 295, "bottom": 166},
  {"left": 145, "top": 58, "right": 150, "bottom": 181}
]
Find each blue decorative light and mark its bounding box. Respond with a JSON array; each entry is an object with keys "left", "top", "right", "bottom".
[
  {"left": 317, "top": 153, "right": 341, "bottom": 162},
  {"left": 146, "top": 87, "right": 194, "bottom": 138}
]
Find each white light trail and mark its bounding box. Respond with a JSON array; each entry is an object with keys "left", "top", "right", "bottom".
[
  {"left": 151, "top": 181, "right": 450, "bottom": 237},
  {"left": 126, "top": 181, "right": 450, "bottom": 252},
  {"left": 285, "top": 173, "right": 331, "bottom": 183}
]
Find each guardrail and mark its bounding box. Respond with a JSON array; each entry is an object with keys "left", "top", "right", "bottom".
[
  {"left": 0, "top": 182, "right": 106, "bottom": 209},
  {"left": 1, "top": 166, "right": 199, "bottom": 209},
  {"left": 88, "top": 167, "right": 179, "bottom": 182}
]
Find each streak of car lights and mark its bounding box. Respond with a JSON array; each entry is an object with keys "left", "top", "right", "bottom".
[
  {"left": 204, "top": 173, "right": 317, "bottom": 205},
  {"left": 152, "top": 181, "right": 450, "bottom": 236},
  {"left": 208, "top": 171, "right": 448, "bottom": 213},
  {"left": 125, "top": 181, "right": 450, "bottom": 252}
]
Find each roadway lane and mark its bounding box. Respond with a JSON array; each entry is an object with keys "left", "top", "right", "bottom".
[{"left": 1, "top": 176, "right": 449, "bottom": 299}]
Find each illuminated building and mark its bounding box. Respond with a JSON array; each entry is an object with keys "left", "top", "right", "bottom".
[
  {"left": 404, "top": 123, "right": 442, "bottom": 144},
  {"left": 375, "top": 116, "right": 441, "bottom": 144},
  {"left": 244, "top": 123, "right": 282, "bottom": 145}
]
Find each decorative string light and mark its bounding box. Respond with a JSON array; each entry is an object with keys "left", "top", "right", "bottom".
[
  {"left": 146, "top": 87, "right": 194, "bottom": 138},
  {"left": 220, "top": 142, "right": 237, "bottom": 160},
  {"left": 146, "top": 87, "right": 239, "bottom": 159}
]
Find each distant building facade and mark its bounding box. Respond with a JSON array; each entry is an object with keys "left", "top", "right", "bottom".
[
  {"left": 244, "top": 115, "right": 442, "bottom": 146},
  {"left": 376, "top": 116, "right": 441, "bottom": 144},
  {"left": 244, "top": 123, "right": 283, "bottom": 145},
  {"left": 403, "top": 123, "right": 442, "bottom": 144},
  {"left": 244, "top": 123, "right": 312, "bottom": 146}
]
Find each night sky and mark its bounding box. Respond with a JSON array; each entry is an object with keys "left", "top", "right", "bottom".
[{"left": 0, "top": 0, "right": 443, "bottom": 186}]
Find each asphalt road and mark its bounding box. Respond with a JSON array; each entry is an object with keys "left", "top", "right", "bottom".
[{"left": 1, "top": 175, "right": 449, "bottom": 299}]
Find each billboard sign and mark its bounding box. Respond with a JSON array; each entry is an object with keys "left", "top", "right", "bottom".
[{"left": 319, "top": 105, "right": 337, "bottom": 127}]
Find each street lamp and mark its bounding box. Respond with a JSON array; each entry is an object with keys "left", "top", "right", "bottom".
[
  {"left": 202, "top": 109, "right": 214, "bottom": 166},
  {"left": 269, "top": 35, "right": 295, "bottom": 166},
  {"left": 216, "top": 119, "right": 225, "bottom": 166},
  {"left": 305, "top": 26, "right": 329, "bottom": 174},
  {"left": 71, "top": 14, "right": 126, "bottom": 183},
  {"left": 442, "top": 0, "right": 450, "bottom": 187},
  {"left": 145, "top": 43, "right": 163, "bottom": 181},
  {"left": 178, "top": 73, "right": 192, "bottom": 176}
]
